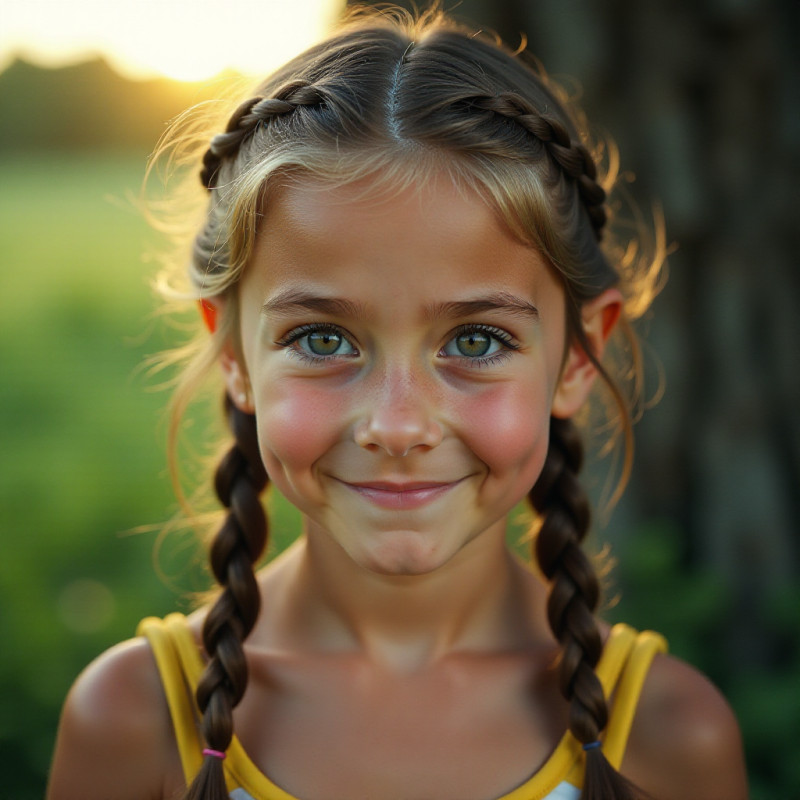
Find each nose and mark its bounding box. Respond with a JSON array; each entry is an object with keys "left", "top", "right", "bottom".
[{"left": 353, "top": 369, "right": 443, "bottom": 457}]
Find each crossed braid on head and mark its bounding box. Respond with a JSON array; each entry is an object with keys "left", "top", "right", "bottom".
[
  {"left": 530, "top": 418, "right": 641, "bottom": 800},
  {"left": 467, "top": 93, "right": 608, "bottom": 240},
  {"left": 197, "top": 88, "right": 607, "bottom": 246},
  {"left": 200, "top": 81, "right": 326, "bottom": 190},
  {"left": 184, "top": 395, "right": 268, "bottom": 800}
]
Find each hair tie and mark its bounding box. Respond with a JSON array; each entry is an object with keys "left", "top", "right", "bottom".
[
  {"left": 582, "top": 741, "right": 602, "bottom": 751},
  {"left": 203, "top": 747, "right": 227, "bottom": 760}
]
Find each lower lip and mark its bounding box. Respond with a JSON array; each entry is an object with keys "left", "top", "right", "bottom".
[{"left": 342, "top": 481, "right": 461, "bottom": 510}]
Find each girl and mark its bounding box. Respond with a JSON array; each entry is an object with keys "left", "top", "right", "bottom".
[{"left": 48, "top": 7, "right": 747, "bottom": 800}]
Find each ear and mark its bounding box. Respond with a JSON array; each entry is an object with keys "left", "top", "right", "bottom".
[
  {"left": 220, "top": 340, "right": 255, "bottom": 415},
  {"left": 551, "top": 288, "right": 623, "bottom": 419},
  {"left": 201, "top": 295, "right": 256, "bottom": 415},
  {"left": 198, "top": 298, "right": 218, "bottom": 333}
]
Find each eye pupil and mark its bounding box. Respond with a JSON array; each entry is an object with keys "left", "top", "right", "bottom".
[
  {"left": 457, "top": 331, "right": 491, "bottom": 357},
  {"left": 308, "top": 331, "right": 342, "bottom": 355}
]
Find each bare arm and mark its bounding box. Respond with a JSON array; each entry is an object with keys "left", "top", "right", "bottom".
[
  {"left": 47, "top": 638, "right": 180, "bottom": 800},
  {"left": 622, "top": 654, "right": 748, "bottom": 800}
]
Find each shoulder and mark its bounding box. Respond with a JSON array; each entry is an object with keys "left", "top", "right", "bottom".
[
  {"left": 621, "top": 652, "right": 748, "bottom": 800},
  {"left": 47, "top": 636, "right": 180, "bottom": 800}
]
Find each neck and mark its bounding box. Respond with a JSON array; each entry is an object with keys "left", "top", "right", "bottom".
[{"left": 262, "top": 521, "right": 550, "bottom": 672}]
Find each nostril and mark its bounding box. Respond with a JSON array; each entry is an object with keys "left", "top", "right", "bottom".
[{"left": 353, "top": 412, "right": 443, "bottom": 456}]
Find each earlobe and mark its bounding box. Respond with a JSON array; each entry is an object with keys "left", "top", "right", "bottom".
[
  {"left": 551, "top": 289, "right": 623, "bottom": 419},
  {"left": 220, "top": 343, "right": 255, "bottom": 414}
]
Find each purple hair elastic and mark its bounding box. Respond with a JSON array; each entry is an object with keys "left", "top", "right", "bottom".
[{"left": 203, "top": 748, "right": 227, "bottom": 760}]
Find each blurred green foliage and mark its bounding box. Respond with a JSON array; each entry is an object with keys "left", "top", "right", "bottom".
[
  {"left": 1, "top": 152, "right": 795, "bottom": 799},
  {"left": 606, "top": 523, "right": 800, "bottom": 800},
  {"left": 0, "top": 58, "right": 239, "bottom": 153}
]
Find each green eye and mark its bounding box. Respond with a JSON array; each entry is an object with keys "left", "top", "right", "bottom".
[
  {"left": 282, "top": 325, "right": 357, "bottom": 360},
  {"left": 306, "top": 330, "right": 346, "bottom": 355},
  {"left": 443, "top": 327, "right": 507, "bottom": 360},
  {"left": 454, "top": 330, "right": 491, "bottom": 357}
]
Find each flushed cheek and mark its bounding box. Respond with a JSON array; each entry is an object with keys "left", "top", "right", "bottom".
[
  {"left": 457, "top": 382, "right": 552, "bottom": 494},
  {"left": 254, "top": 380, "right": 348, "bottom": 488}
]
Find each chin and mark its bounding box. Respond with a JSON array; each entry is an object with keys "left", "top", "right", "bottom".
[{"left": 355, "top": 533, "right": 453, "bottom": 577}]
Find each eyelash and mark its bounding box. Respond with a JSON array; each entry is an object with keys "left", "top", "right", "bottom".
[{"left": 275, "top": 323, "right": 520, "bottom": 367}]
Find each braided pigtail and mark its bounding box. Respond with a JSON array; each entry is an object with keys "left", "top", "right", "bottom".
[
  {"left": 184, "top": 395, "right": 268, "bottom": 800},
  {"left": 530, "top": 418, "right": 641, "bottom": 800}
]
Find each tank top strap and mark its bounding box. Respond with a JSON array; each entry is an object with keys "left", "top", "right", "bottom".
[
  {"left": 137, "top": 613, "right": 206, "bottom": 784},
  {"left": 138, "top": 614, "right": 298, "bottom": 800},
  {"left": 601, "top": 624, "right": 668, "bottom": 768}
]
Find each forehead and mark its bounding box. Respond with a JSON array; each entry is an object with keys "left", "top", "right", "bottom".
[{"left": 244, "top": 174, "right": 562, "bottom": 309}]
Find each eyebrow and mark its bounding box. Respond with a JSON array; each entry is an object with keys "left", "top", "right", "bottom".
[
  {"left": 425, "top": 293, "right": 540, "bottom": 322},
  {"left": 261, "top": 288, "right": 366, "bottom": 319},
  {"left": 261, "top": 288, "right": 539, "bottom": 322}
]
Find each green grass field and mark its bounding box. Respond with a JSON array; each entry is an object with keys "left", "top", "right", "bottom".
[
  {"left": 1, "top": 152, "right": 177, "bottom": 794},
  {"left": 0, "top": 152, "right": 304, "bottom": 795}
]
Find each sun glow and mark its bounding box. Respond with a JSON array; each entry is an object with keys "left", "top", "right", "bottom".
[{"left": 1, "top": 0, "right": 343, "bottom": 82}]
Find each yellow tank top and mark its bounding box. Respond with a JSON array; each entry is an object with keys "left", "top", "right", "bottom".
[{"left": 138, "top": 614, "right": 666, "bottom": 800}]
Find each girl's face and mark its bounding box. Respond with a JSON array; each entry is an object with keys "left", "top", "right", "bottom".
[{"left": 228, "top": 175, "right": 604, "bottom": 576}]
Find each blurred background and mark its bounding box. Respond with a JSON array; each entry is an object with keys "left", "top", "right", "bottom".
[{"left": 1, "top": 0, "right": 797, "bottom": 797}]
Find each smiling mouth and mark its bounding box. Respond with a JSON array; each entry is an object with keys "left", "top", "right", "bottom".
[{"left": 337, "top": 479, "right": 465, "bottom": 510}]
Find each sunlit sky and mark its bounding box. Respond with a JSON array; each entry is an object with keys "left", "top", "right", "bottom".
[{"left": 2, "top": 0, "right": 343, "bottom": 82}]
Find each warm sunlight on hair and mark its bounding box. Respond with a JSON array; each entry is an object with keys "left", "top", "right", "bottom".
[{"left": 1, "top": 0, "right": 342, "bottom": 81}]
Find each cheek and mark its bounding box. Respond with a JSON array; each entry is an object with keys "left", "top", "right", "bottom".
[
  {"left": 459, "top": 381, "right": 552, "bottom": 484},
  {"left": 254, "top": 379, "right": 347, "bottom": 476}
]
